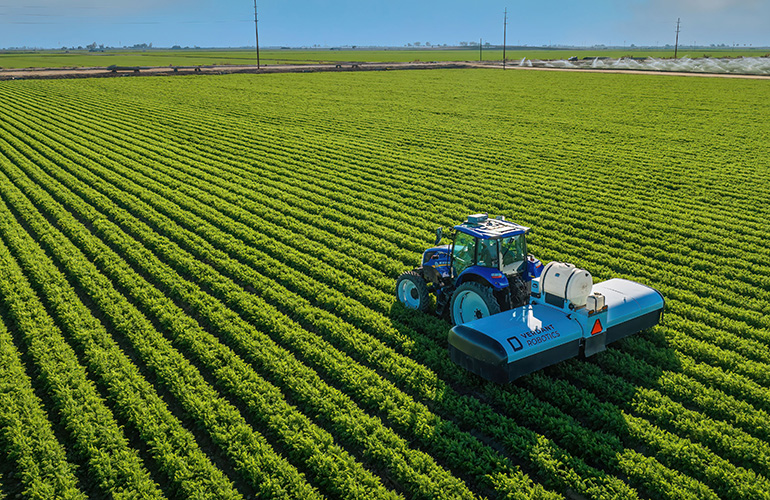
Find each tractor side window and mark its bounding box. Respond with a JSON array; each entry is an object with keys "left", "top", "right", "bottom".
[
  {"left": 500, "top": 235, "right": 526, "bottom": 274},
  {"left": 452, "top": 232, "right": 476, "bottom": 275},
  {"left": 476, "top": 238, "right": 499, "bottom": 268}
]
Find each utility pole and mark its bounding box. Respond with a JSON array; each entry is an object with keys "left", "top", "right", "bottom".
[
  {"left": 503, "top": 8, "right": 507, "bottom": 69},
  {"left": 480, "top": 38, "right": 482, "bottom": 61},
  {"left": 254, "top": 0, "right": 260, "bottom": 69},
  {"left": 674, "top": 18, "right": 680, "bottom": 59}
]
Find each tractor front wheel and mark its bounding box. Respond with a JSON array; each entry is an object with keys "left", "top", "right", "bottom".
[
  {"left": 396, "top": 271, "right": 432, "bottom": 312},
  {"left": 450, "top": 282, "right": 501, "bottom": 325}
]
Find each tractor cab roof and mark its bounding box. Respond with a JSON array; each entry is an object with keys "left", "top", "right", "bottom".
[{"left": 454, "top": 214, "right": 529, "bottom": 240}]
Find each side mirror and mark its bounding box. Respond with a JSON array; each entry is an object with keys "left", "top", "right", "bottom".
[{"left": 434, "top": 227, "right": 443, "bottom": 245}]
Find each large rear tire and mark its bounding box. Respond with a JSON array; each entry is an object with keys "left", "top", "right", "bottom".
[
  {"left": 450, "top": 282, "right": 501, "bottom": 325},
  {"left": 396, "top": 271, "right": 432, "bottom": 313}
]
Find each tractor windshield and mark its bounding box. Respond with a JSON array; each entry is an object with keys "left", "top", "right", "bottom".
[{"left": 500, "top": 234, "right": 526, "bottom": 274}]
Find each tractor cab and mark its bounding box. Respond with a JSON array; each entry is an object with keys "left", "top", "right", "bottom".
[{"left": 451, "top": 214, "right": 531, "bottom": 284}]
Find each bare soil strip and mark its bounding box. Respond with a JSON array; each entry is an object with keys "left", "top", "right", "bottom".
[{"left": 1, "top": 61, "right": 768, "bottom": 81}]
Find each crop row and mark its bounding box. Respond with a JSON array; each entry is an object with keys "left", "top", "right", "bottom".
[
  {"left": 0, "top": 82, "right": 664, "bottom": 500},
  {"left": 0, "top": 193, "right": 165, "bottom": 499},
  {"left": 28, "top": 86, "right": 757, "bottom": 348},
  {"left": 0, "top": 314, "right": 85, "bottom": 500},
  {"left": 0, "top": 90, "right": 752, "bottom": 500},
  {"left": 1, "top": 73, "right": 767, "bottom": 499},
  {"left": 37, "top": 79, "right": 768, "bottom": 278},
  {"left": 0, "top": 142, "right": 410, "bottom": 499},
  {"left": 0, "top": 104, "right": 576, "bottom": 496},
  {"left": 0, "top": 83, "right": 756, "bottom": 496},
  {"left": 51, "top": 74, "right": 770, "bottom": 243},
  {"left": 0, "top": 126, "right": 502, "bottom": 499},
  {"left": 3, "top": 87, "right": 764, "bottom": 402},
  {"left": 6, "top": 83, "right": 768, "bottom": 292},
  {"left": 0, "top": 86, "right": 724, "bottom": 500},
  {"left": 0, "top": 169, "right": 323, "bottom": 499},
  {"left": 4, "top": 93, "right": 760, "bottom": 438}
]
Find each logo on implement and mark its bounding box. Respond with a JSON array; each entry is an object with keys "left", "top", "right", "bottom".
[
  {"left": 591, "top": 319, "right": 603, "bottom": 335},
  {"left": 514, "top": 324, "right": 560, "bottom": 348}
]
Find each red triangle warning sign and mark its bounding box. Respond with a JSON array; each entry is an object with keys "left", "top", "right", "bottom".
[{"left": 591, "top": 319, "right": 603, "bottom": 335}]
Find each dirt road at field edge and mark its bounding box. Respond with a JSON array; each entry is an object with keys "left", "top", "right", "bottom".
[{"left": 1, "top": 60, "right": 768, "bottom": 81}]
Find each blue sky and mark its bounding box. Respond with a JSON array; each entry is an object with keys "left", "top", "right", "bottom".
[{"left": 1, "top": 0, "right": 767, "bottom": 49}]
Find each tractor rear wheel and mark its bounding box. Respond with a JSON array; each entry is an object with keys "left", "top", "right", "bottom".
[
  {"left": 450, "top": 282, "right": 501, "bottom": 325},
  {"left": 396, "top": 271, "right": 432, "bottom": 312}
]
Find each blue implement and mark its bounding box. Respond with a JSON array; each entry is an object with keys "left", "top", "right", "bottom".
[
  {"left": 448, "top": 278, "right": 664, "bottom": 383},
  {"left": 592, "top": 279, "right": 665, "bottom": 345}
]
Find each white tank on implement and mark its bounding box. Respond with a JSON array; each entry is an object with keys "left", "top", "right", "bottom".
[{"left": 540, "top": 262, "right": 593, "bottom": 307}]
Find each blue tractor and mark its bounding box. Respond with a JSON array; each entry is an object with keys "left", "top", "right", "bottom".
[{"left": 396, "top": 213, "right": 544, "bottom": 325}]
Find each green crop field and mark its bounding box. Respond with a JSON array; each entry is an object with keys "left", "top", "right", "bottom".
[
  {"left": 0, "top": 68, "right": 768, "bottom": 500},
  {"left": 1, "top": 47, "right": 767, "bottom": 69}
]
